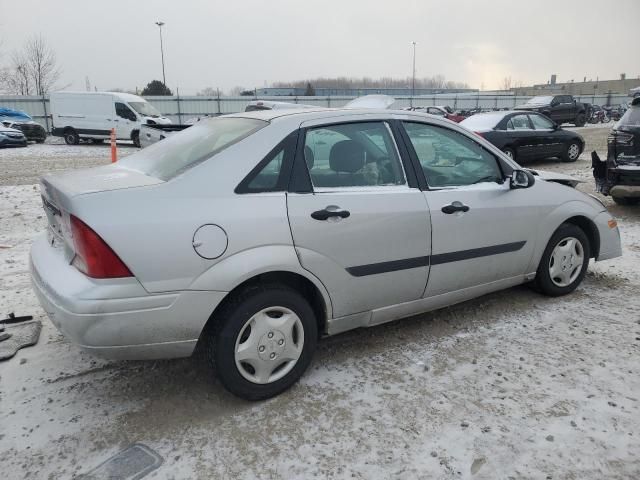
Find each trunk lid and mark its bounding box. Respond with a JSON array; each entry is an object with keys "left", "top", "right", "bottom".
[{"left": 39, "top": 165, "right": 164, "bottom": 260}]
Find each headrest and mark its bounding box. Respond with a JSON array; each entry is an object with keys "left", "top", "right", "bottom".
[
  {"left": 304, "top": 145, "right": 314, "bottom": 169},
  {"left": 329, "top": 140, "right": 365, "bottom": 173}
]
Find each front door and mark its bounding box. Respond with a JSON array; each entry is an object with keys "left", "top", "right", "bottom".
[
  {"left": 115, "top": 102, "right": 136, "bottom": 139},
  {"left": 401, "top": 121, "right": 542, "bottom": 297},
  {"left": 287, "top": 120, "right": 431, "bottom": 318},
  {"left": 528, "top": 113, "right": 564, "bottom": 157}
]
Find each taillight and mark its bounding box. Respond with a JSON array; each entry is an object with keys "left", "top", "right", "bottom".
[{"left": 70, "top": 215, "right": 133, "bottom": 278}]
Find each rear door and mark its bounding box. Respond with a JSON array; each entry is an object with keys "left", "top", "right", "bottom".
[
  {"left": 506, "top": 114, "right": 536, "bottom": 159},
  {"left": 287, "top": 118, "right": 431, "bottom": 318},
  {"left": 400, "top": 120, "right": 541, "bottom": 296}
]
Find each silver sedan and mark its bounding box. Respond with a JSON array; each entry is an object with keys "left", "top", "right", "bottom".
[{"left": 30, "top": 107, "right": 622, "bottom": 400}]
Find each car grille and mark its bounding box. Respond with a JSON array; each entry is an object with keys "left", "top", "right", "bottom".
[{"left": 15, "top": 123, "right": 45, "bottom": 138}]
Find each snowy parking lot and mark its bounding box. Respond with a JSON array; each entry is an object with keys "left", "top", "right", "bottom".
[{"left": 1, "top": 125, "right": 640, "bottom": 479}]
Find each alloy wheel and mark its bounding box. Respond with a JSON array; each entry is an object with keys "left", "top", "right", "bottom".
[{"left": 568, "top": 143, "right": 580, "bottom": 160}]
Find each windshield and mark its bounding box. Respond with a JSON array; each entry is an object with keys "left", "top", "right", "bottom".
[
  {"left": 618, "top": 107, "right": 640, "bottom": 128},
  {"left": 128, "top": 101, "right": 162, "bottom": 118},
  {"left": 525, "top": 96, "right": 553, "bottom": 105},
  {"left": 119, "top": 117, "right": 267, "bottom": 180}
]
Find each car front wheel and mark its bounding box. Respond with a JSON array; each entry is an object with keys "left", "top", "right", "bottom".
[
  {"left": 206, "top": 284, "right": 318, "bottom": 400},
  {"left": 534, "top": 223, "right": 590, "bottom": 296}
]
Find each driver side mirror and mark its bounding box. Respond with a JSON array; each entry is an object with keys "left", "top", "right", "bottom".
[{"left": 510, "top": 169, "right": 535, "bottom": 189}]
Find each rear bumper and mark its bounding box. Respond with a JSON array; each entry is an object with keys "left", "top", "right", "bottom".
[
  {"left": 30, "top": 233, "right": 227, "bottom": 360},
  {"left": 593, "top": 211, "right": 622, "bottom": 261}
]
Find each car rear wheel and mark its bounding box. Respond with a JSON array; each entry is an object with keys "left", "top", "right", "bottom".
[
  {"left": 63, "top": 129, "right": 80, "bottom": 145},
  {"left": 205, "top": 284, "right": 318, "bottom": 400},
  {"left": 502, "top": 147, "right": 516, "bottom": 161},
  {"left": 612, "top": 196, "right": 640, "bottom": 206},
  {"left": 132, "top": 131, "right": 141, "bottom": 148},
  {"left": 562, "top": 142, "right": 581, "bottom": 162},
  {"left": 534, "top": 223, "right": 590, "bottom": 296}
]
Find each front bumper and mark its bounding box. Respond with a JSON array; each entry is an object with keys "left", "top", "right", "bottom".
[
  {"left": 593, "top": 211, "right": 622, "bottom": 261},
  {"left": 30, "top": 233, "right": 226, "bottom": 360},
  {"left": 0, "top": 136, "right": 27, "bottom": 147}
]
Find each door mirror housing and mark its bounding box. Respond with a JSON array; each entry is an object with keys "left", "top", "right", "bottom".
[{"left": 510, "top": 169, "right": 535, "bottom": 189}]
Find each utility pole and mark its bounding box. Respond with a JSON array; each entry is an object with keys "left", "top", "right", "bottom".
[
  {"left": 155, "top": 21, "right": 167, "bottom": 87},
  {"left": 411, "top": 41, "right": 417, "bottom": 107}
]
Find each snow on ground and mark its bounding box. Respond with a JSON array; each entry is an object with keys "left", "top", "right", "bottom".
[
  {"left": 0, "top": 137, "right": 136, "bottom": 186},
  {"left": 1, "top": 132, "right": 640, "bottom": 479}
]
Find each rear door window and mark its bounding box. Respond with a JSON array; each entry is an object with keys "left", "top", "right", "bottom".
[
  {"left": 303, "top": 122, "right": 405, "bottom": 188},
  {"left": 507, "top": 115, "right": 532, "bottom": 130}
]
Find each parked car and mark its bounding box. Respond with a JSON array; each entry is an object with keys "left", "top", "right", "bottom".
[
  {"left": 31, "top": 107, "right": 621, "bottom": 400},
  {"left": 595, "top": 96, "right": 640, "bottom": 205},
  {"left": 0, "top": 126, "right": 27, "bottom": 147},
  {"left": 460, "top": 110, "right": 584, "bottom": 162},
  {"left": 139, "top": 123, "right": 191, "bottom": 148},
  {"left": 516, "top": 95, "right": 587, "bottom": 127},
  {"left": 629, "top": 86, "right": 640, "bottom": 99},
  {"left": 49, "top": 91, "right": 172, "bottom": 147},
  {"left": 407, "top": 106, "right": 465, "bottom": 122},
  {"left": 0, "top": 107, "right": 47, "bottom": 143}
]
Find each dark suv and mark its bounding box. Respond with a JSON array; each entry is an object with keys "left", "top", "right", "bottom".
[{"left": 599, "top": 97, "right": 640, "bottom": 205}]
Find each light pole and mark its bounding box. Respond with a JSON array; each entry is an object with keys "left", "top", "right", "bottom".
[
  {"left": 411, "top": 41, "right": 416, "bottom": 107},
  {"left": 155, "top": 21, "right": 167, "bottom": 87}
]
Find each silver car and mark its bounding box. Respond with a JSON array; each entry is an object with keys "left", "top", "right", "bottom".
[{"left": 30, "top": 108, "right": 622, "bottom": 400}]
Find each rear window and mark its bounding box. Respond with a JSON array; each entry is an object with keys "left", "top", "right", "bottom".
[
  {"left": 119, "top": 117, "right": 267, "bottom": 180},
  {"left": 460, "top": 114, "right": 502, "bottom": 131}
]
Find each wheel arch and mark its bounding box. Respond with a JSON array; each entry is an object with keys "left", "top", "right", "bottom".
[
  {"left": 198, "top": 270, "right": 330, "bottom": 347},
  {"left": 563, "top": 215, "right": 600, "bottom": 259},
  {"left": 526, "top": 201, "right": 602, "bottom": 274}
]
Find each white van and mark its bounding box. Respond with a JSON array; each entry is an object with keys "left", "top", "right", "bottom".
[{"left": 49, "top": 91, "right": 172, "bottom": 147}]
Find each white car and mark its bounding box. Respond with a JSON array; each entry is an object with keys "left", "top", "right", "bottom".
[{"left": 31, "top": 107, "right": 622, "bottom": 400}]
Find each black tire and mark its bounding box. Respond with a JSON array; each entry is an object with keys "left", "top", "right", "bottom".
[
  {"left": 89, "top": 138, "right": 104, "bottom": 144},
  {"left": 574, "top": 113, "right": 586, "bottom": 127},
  {"left": 36, "top": 139, "right": 46, "bottom": 144},
  {"left": 63, "top": 129, "right": 80, "bottom": 145},
  {"left": 612, "top": 196, "right": 640, "bottom": 206},
  {"left": 502, "top": 147, "right": 516, "bottom": 161},
  {"left": 562, "top": 141, "right": 581, "bottom": 162},
  {"left": 534, "top": 223, "right": 590, "bottom": 296},
  {"left": 132, "top": 131, "right": 141, "bottom": 148},
  {"left": 205, "top": 284, "right": 318, "bottom": 401}
]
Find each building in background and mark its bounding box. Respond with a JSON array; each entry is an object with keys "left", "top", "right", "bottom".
[{"left": 513, "top": 74, "right": 640, "bottom": 96}]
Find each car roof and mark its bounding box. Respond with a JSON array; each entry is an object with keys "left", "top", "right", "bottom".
[{"left": 224, "top": 107, "right": 412, "bottom": 122}]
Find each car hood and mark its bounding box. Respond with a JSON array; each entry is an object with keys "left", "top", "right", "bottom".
[
  {"left": 527, "top": 169, "right": 583, "bottom": 187},
  {"left": 516, "top": 104, "right": 547, "bottom": 110}
]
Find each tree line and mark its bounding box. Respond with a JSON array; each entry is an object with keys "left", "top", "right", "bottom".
[{"left": 0, "top": 35, "right": 61, "bottom": 95}]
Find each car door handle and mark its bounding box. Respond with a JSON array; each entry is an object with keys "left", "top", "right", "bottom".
[
  {"left": 441, "top": 201, "right": 470, "bottom": 214},
  {"left": 311, "top": 207, "right": 351, "bottom": 221}
]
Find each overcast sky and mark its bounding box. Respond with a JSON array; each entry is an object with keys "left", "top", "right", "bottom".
[{"left": 1, "top": 0, "right": 638, "bottom": 94}]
